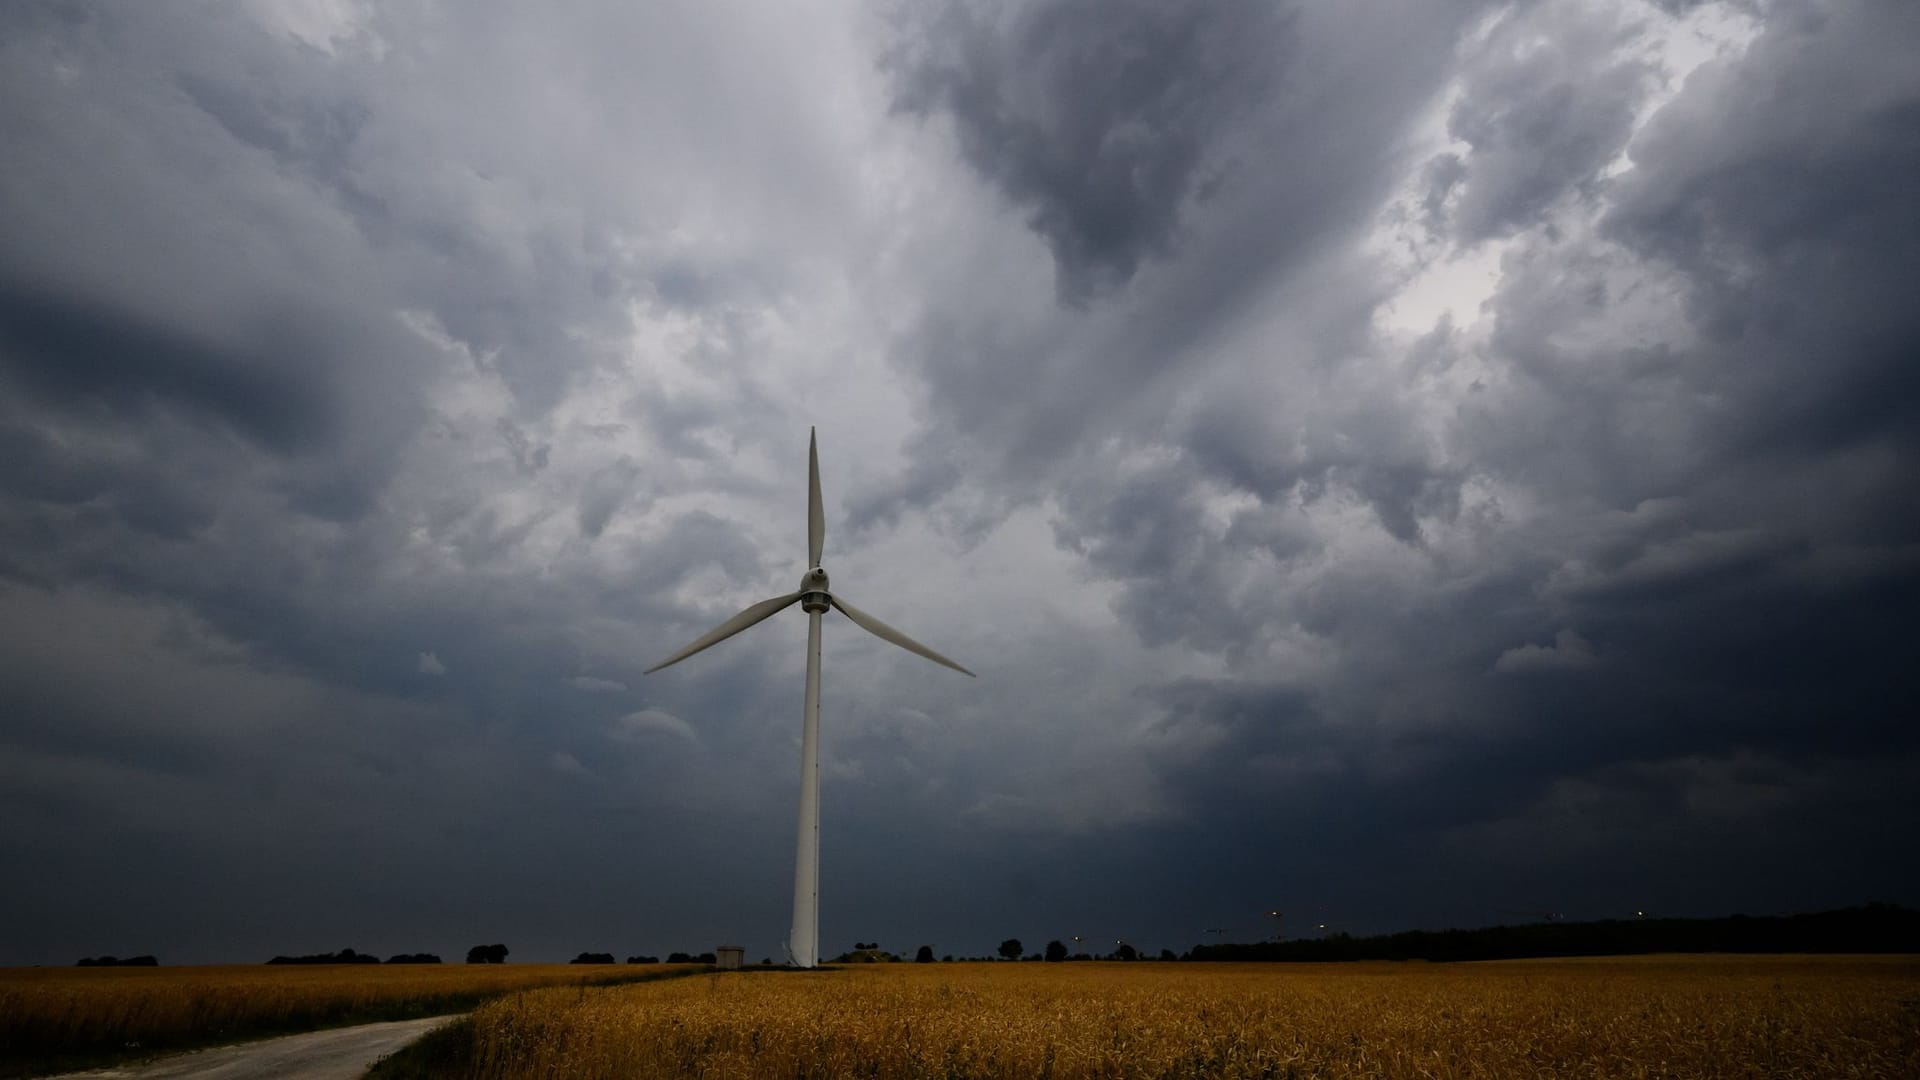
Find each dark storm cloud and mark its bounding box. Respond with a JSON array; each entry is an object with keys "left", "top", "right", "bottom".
[
  {"left": 881, "top": 0, "right": 1920, "bottom": 934},
  {"left": 889, "top": 0, "right": 1292, "bottom": 303},
  {"left": 3, "top": 0, "right": 1918, "bottom": 970},
  {"left": 578, "top": 456, "right": 642, "bottom": 539},
  {"left": 0, "top": 0, "right": 857, "bottom": 964},
  {"left": 1050, "top": 453, "right": 1269, "bottom": 653},
  {"left": 885, "top": 0, "right": 1489, "bottom": 496},
  {"left": 0, "top": 6, "right": 468, "bottom": 531},
  {"left": 1603, "top": 0, "right": 1920, "bottom": 459},
  {"left": 0, "top": 283, "right": 337, "bottom": 453}
]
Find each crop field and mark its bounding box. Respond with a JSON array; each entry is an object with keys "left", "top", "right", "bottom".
[
  {"left": 0, "top": 962, "right": 700, "bottom": 1077},
  {"left": 377, "top": 956, "right": 1920, "bottom": 1079}
]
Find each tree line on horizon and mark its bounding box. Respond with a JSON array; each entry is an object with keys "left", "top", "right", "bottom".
[
  {"left": 814, "top": 905, "right": 1920, "bottom": 966},
  {"left": 266, "top": 947, "right": 438, "bottom": 965},
  {"left": 822, "top": 939, "right": 1172, "bottom": 964},
  {"left": 253, "top": 944, "right": 724, "bottom": 965},
  {"left": 76, "top": 903, "right": 1914, "bottom": 969},
  {"left": 1185, "top": 904, "right": 1920, "bottom": 962}
]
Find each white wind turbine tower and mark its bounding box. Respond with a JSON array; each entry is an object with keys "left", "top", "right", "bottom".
[{"left": 645, "top": 428, "right": 973, "bottom": 968}]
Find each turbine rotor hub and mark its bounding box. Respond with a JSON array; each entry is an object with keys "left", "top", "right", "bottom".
[{"left": 799, "top": 566, "right": 831, "bottom": 613}]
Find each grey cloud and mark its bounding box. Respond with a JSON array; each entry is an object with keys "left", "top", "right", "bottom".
[
  {"left": 0, "top": 584, "right": 795, "bottom": 965},
  {"left": 843, "top": 455, "right": 964, "bottom": 536},
  {"left": 1174, "top": 351, "right": 1465, "bottom": 547},
  {"left": 613, "top": 709, "right": 698, "bottom": 744},
  {"left": 0, "top": 0, "right": 898, "bottom": 966},
  {"left": 1647, "top": 0, "right": 1745, "bottom": 13},
  {"left": 1051, "top": 453, "right": 1265, "bottom": 653},
  {"left": 0, "top": 10, "right": 459, "bottom": 528},
  {"left": 497, "top": 419, "right": 551, "bottom": 474},
  {"left": 0, "top": 284, "right": 339, "bottom": 454},
  {"left": 1417, "top": 152, "right": 1468, "bottom": 234},
  {"left": 578, "top": 456, "right": 642, "bottom": 539},
  {"left": 1436, "top": 0, "right": 1656, "bottom": 242},
  {"left": 1434, "top": 749, "right": 1920, "bottom": 920},
  {"left": 885, "top": 0, "right": 1487, "bottom": 508},
  {"left": 889, "top": 0, "right": 1291, "bottom": 303},
  {"left": 1603, "top": 0, "right": 1920, "bottom": 457},
  {"left": 173, "top": 68, "right": 374, "bottom": 214},
  {"left": 951, "top": 0, "right": 1920, "bottom": 933},
  {"left": 1492, "top": 629, "right": 1598, "bottom": 674}
]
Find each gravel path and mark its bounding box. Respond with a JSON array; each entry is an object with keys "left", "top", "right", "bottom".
[{"left": 44, "top": 1015, "right": 460, "bottom": 1079}]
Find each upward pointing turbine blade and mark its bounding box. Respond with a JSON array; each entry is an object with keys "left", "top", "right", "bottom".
[
  {"left": 831, "top": 595, "right": 975, "bottom": 677},
  {"left": 808, "top": 427, "right": 824, "bottom": 567},
  {"left": 646, "top": 592, "right": 804, "bottom": 673}
]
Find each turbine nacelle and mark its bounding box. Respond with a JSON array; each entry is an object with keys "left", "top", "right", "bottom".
[{"left": 799, "top": 566, "right": 831, "bottom": 613}]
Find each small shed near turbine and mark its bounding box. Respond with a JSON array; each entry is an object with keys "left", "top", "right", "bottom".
[{"left": 716, "top": 945, "right": 744, "bottom": 970}]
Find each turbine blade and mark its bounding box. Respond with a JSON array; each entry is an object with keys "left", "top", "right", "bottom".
[
  {"left": 646, "top": 592, "right": 803, "bottom": 673},
  {"left": 808, "top": 427, "right": 824, "bottom": 567},
  {"left": 831, "top": 595, "right": 974, "bottom": 676}
]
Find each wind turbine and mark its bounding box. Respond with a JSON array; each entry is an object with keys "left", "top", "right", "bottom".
[{"left": 645, "top": 428, "right": 973, "bottom": 968}]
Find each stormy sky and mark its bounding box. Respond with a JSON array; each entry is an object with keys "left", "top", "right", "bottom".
[{"left": 2, "top": 0, "right": 1916, "bottom": 965}]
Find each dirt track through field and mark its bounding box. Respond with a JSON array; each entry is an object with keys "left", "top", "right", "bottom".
[{"left": 44, "top": 1015, "right": 458, "bottom": 1079}]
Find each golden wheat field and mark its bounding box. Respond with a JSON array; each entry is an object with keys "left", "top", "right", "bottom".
[
  {"left": 0, "top": 962, "right": 698, "bottom": 1076},
  {"left": 390, "top": 956, "right": 1920, "bottom": 1079}
]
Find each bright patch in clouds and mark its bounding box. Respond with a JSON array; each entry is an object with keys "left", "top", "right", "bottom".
[{"left": 614, "top": 709, "right": 698, "bottom": 744}]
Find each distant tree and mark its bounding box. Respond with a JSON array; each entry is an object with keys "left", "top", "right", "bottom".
[
  {"left": 998, "top": 938, "right": 1023, "bottom": 961},
  {"left": 626, "top": 955, "right": 661, "bottom": 964},
  {"left": 466, "top": 944, "right": 509, "bottom": 964},
  {"left": 77, "top": 955, "right": 159, "bottom": 966},
  {"left": 915, "top": 945, "right": 935, "bottom": 963},
  {"left": 667, "top": 952, "right": 693, "bottom": 963},
  {"left": 1159, "top": 949, "right": 1177, "bottom": 961},
  {"left": 571, "top": 952, "right": 616, "bottom": 964},
  {"left": 1044, "top": 940, "right": 1068, "bottom": 962},
  {"left": 942, "top": 954, "right": 954, "bottom": 962},
  {"left": 696, "top": 952, "right": 717, "bottom": 964},
  {"left": 1115, "top": 943, "right": 1138, "bottom": 961},
  {"left": 386, "top": 953, "right": 442, "bottom": 964}
]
